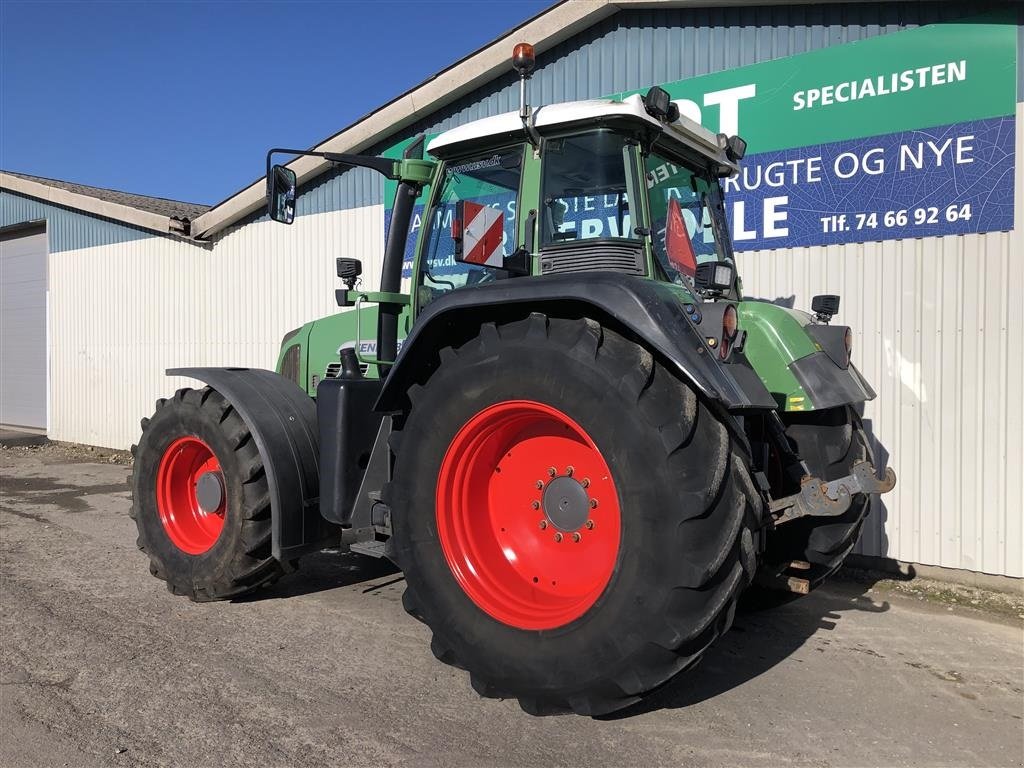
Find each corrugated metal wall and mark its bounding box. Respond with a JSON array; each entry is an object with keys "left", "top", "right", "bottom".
[
  {"left": 1, "top": 1, "right": 1019, "bottom": 576},
  {"left": 736, "top": 104, "right": 1024, "bottom": 578}
]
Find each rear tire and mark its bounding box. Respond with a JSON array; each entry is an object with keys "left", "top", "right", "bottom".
[
  {"left": 387, "top": 314, "right": 763, "bottom": 715},
  {"left": 765, "top": 405, "right": 872, "bottom": 586},
  {"left": 130, "top": 387, "right": 286, "bottom": 601}
]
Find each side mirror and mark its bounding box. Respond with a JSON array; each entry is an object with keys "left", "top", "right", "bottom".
[{"left": 268, "top": 164, "right": 297, "bottom": 224}]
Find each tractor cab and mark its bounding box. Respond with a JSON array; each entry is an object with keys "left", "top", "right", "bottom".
[{"left": 413, "top": 87, "right": 747, "bottom": 312}]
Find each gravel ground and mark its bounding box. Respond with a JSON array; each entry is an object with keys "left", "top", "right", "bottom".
[{"left": 1, "top": 448, "right": 1022, "bottom": 768}]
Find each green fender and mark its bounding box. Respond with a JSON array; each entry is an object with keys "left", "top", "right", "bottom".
[{"left": 739, "top": 300, "right": 874, "bottom": 412}]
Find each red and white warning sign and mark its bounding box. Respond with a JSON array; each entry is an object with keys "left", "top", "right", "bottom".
[{"left": 460, "top": 201, "right": 505, "bottom": 267}]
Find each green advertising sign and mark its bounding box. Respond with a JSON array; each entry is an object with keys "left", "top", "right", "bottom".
[{"left": 610, "top": 10, "right": 1016, "bottom": 154}]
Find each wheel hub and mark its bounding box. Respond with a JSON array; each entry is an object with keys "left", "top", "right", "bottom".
[
  {"left": 541, "top": 475, "right": 590, "bottom": 531},
  {"left": 195, "top": 471, "right": 224, "bottom": 513}
]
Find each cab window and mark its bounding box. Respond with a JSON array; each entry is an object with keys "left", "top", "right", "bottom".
[
  {"left": 418, "top": 148, "right": 522, "bottom": 306},
  {"left": 541, "top": 131, "right": 638, "bottom": 245},
  {"left": 645, "top": 152, "right": 728, "bottom": 285}
]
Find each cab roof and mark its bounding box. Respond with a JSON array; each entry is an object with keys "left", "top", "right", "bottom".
[{"left": 427, "top": 93, "right": 739, "bottom": 176}]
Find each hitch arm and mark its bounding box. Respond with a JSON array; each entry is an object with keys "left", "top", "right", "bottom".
[{"left": 770, "top": 460, "right": 897, "bottom": 526}]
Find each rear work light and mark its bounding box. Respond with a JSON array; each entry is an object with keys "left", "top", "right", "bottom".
[{"left": 694, "top": 261, "right": 735, "bottom": 296}]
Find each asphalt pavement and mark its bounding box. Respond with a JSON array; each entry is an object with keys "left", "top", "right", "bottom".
[{"left": 1, "top": 448, "right": 1022, "bottom": 768}]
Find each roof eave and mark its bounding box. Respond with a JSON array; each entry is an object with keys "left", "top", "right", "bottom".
[{"left": 0, "top": 172, "right": 181, "bottom": 235}]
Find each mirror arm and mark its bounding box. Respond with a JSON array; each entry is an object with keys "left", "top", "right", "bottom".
[{"left": 265, "top": 148, "right": 401, "bottom": 183}]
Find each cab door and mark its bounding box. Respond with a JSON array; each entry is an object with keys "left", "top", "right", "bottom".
[{"left": 411, "top": 146, "right": 527, "bottom": 316}]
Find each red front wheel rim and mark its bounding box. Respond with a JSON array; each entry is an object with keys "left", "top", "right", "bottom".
[
  {"left": 436, "top": 400, "right": 622, "bottom": 630},
  {"left": 156, "top": 436, "right": 226, "bottom": 555}
]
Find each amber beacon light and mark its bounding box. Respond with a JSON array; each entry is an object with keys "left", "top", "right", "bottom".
[{"left": 512, "top": 42, "right": 536, "bottom": 76}]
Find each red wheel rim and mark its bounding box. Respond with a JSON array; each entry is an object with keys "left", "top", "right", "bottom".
[
  {"left": 156, "top": 436, "right": 226, "bottom": 555},
  {"left": 436, "top": 400, "right": 622, "bottom": 630}
]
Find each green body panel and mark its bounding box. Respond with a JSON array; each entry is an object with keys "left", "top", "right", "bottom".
[
  {"left": 276, "top": 305, "right": 411, "bottom": 396},
  {"left": 737, "top": 301, "right": 818, "bottom": 411},
  {"left": 518, "top": 146, "right": 542, "bottom": 274}
]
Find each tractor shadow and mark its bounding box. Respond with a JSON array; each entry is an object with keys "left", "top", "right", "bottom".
[
  {"left": 601, "top": 574, "right": 904, "bottom": 719},
  {"left": 238, "top": 549, "right": 401, "bottom": 601},
  {"left": 858, "top": 416, "right": 892, "bottom": 564}
]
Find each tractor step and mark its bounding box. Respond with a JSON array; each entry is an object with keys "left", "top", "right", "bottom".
[
  {"left": 755, "top": 561, "right": 812, "bottom": 594},
  {"left": 349, "top": 539, "right": 389, "bottom": 559}
]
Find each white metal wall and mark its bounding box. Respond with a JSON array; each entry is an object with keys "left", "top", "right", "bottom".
[
  {"left": 47, "top": 204, "right": 383, "bottom": 449},
  {"left": 734, "top": 102, "right": 1024, "bottom": 578}
]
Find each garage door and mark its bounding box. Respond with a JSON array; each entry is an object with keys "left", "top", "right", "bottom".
[{"left": 1, "top": 225, "right": 48, "bottom": 430}]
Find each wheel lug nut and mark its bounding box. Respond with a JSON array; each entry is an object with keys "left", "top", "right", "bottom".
[
  {"left": 539, "top": 520, "right": 548, "bottom": 530},
  {"left": 547, "top": 467, "right": 556, "bottom": 477},
  {"left": 585, "top": 520, "right": 594, "bottom": 530},
  {"left": 572, "top": 532, "right": 582, "bottom": 543},
  {"left": 590, "top": 499, "right": 598, "bottom": 508},
  {"left": 536, "top": 480, "right": 544, "bottom": 489},
  {"left": 531, "top": 501, "right": 540, "bottom": 510},
  {"left": 553, "top": 532, "right": 563, "bottom": 542},
  {"left": 566, "top": 466, "right": 574, "bottom": 477},
  {"left": 581, "top": 478, "right": 590, "bottom": 488}
]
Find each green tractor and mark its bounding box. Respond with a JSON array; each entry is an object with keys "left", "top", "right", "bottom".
[{"left": 131, "top": 44, "right": 894, "bottom": 715}]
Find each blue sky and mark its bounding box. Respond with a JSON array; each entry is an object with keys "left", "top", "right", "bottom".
[{"left": 0, "top": 1, "right": 550, "bottom": 205}]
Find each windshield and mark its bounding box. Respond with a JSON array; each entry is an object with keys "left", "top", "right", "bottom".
[{"left": 644, "top": 149, "right": 732, "bottom": 287}]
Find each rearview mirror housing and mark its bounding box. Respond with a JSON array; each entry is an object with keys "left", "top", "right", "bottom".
[{"left": 268, "top": 164, "right": 297, "bottom": 224}]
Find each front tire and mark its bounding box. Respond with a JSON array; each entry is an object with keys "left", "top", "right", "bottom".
[
  {"left": 764, "top": 405, "right": 872, "bottom": 586},
  {"left": 130, "top": 387, "right": 286, "bottom": 601},
  {"left": 387, "top": 314, "right": 762, "bottom": 715}
]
